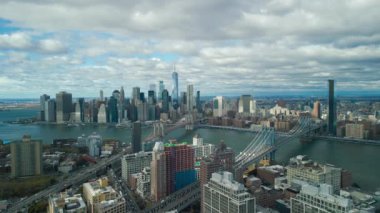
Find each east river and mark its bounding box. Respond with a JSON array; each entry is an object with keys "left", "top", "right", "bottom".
[{"left": 0, "top": 109, "right": 379, "bottom": 192}]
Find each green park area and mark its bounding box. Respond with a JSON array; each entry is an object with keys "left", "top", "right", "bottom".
[{"left": 0, "top": 175, "right": 57, "bottom": 199}]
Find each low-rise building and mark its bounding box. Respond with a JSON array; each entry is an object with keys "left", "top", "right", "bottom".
[
  {"left": 136, "top": 167, "right": 151, "bottom": 199},
  {"left": 203, "top": 171, "right": 256, "bottom": 213},
  {"left": 286, "top": 155, "right": 341, "bottom": 194},
  {"left": 83, "top": 177, "right": 126, "bottom": 213},
  {"left": 48, "top": 192, "right": 86, "bottom": 213},
  {"left": 291, "top": 182, "right": 354, "bottom": 213}
]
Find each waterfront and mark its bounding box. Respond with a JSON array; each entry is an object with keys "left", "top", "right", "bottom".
[{"left": 0, "top": 109, "right": 379, "bottom": 192}]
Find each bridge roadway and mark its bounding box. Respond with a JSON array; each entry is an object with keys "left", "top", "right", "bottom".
[
  {"left": 143, "top": 182, "right": 200, "bottom": 213},
  {"left": 8, "top": 153, "right": 123, "bottom": 213}
]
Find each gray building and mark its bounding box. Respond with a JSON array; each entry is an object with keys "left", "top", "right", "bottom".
[
  {"left": 10, "top": 135, "right": 43, "bottom": 177},
  {"left": 56, "top": 91, "right": 72, "bottom": 123},
  {"left": 45, "top": 99, "right": 56, "bottom": 122},
  {"left": 186, "top": 85, "right": 194, "bottom": 113},
  {"left": 203, "top": 171, "right": 255, "bottom": 213},
  {"left": 328, "top": 79, "right": 336, "bottom": 135},
  {"left": 40, "top": 94, "right": 50, "bottom": 121},
  {"left": 131, "top": 121, "right": 142, "bottom": 153}
]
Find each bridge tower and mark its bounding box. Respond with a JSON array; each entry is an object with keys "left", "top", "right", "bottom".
[
  {"left": 265, "top": 128, "right": 276, "bottom": 161},
  {"left": 185, "top": 114, "right": 194, "bottom": 130},
  {"left": 153, "top": 121, "right": 165, "bottom": 137}
]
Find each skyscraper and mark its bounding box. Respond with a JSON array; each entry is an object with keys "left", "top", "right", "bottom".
[
  {"left": 10, "top": 135, "right": 42, "bottom": 177},
  {"left": 161, "top": 89, "right": 169, "bottom": 113},
  {"left": 132, "top": 87, "right": 141, "bottom": 105},
  {"left": 312, "top": 101, "right": 321, "bottom": 119},
  {"left": 328, "top": 80, "right": 336, "bottom": 135},
  {"left": 186, "top": 85, "right": 194, "bottom": 112},
  {"left": 40, "top": 94, "right": 50, "bottom": 121},
  {"left": 151, "top": 142, "right": 167, "bottom": 202},
  {"left": 203, "top": 171, "right": 256, "bottom": 213},
  {"left": 97, "top": 103, "right": 107, "bottom": 123},
  {"left": 107, "top": 95, "right": 118, "bottom": 123},
  {"left": 131, "top": 121, "right": 142, "bottom": 153},
  {"left": 213, "top": 96, "right": 226, "bottom": 117},
  {"left": 99, "top": 90, "right": 104, "bottom": 101},
  {"left": 44, "top": 99, "right": 56, "bottom": 122},
  {"left": 172, "top": 70, "right": 179, "bottom": 108},
  {"left": 56, "top": 91, "right": 72, "bottom": 123},
  {"left": 158, "top": 81, "right": 165, "bottom": 101},
  {"left": 196, "top": 91, "right": 201, "bottom": 113}
]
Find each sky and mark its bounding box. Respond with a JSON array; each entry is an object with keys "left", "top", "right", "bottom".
[{"left": 0, "top": 0, "right": 379, "bottom": 98}]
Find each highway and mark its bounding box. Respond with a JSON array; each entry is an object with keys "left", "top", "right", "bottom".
[{"left": 8, "top": 153, "right": 123, "bottom": 212}]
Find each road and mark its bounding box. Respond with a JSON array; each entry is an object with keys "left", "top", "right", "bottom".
[{"left": 8, "top": 153, "right": 123, "bottom": 212}]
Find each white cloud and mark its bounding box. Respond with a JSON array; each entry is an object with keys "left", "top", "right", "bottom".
[
  {"left": 0, "top": 33, "right": 32, "bottom": 49},
  {"left": 0, "top": 0, "right": 380, "bottom": 97}
]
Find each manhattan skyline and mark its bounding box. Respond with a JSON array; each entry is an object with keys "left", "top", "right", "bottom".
[{"left": 0, "top": 0, "right": 380, "bottom": 98}]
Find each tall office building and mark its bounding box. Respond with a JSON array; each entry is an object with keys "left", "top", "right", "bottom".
[
  {"left": 150, "top": 141, "right": 196, "bottom": 201},
  {"left": 291, "top": 182, "right": 353, "bottom": 213},
  {"left": 164, "top": 141, "right": 196, "bottom": 194},
  {"left": 158, "top": 81, "right": 165, "bottom": 101},
  {"left": 213, "top": 96, "right": 227, "bottom": 117},
  {"left": 119, "top": 86, "right": 125, "bottom": 121},
  {"left": 131, "top": 121, "right": 142, "bottom": 153},
  {"left": 312, "top": 101, "right": 321, "bottom": 119},
  {"left": 40, "top": 94, "right": 50, "bottom": 121},
  {"left": 121, "top": 151, "right": 152, "bottom": 181},
  {"left": 186, "top": 85, "right": 194, "bottom": 112},
  {"left": 180, "top": 92, "right": 187, "bottom": 113},
  {"left": 161, "top": 89, "right": 170, "bottom": 113},
  {"left": 203, "top": 171, "right": 256, "bottom": 213},
  {"left": 78, "top": 98, "right": 85, "bottom": 122},
  {"left": 328, "top": 79, "right": 336, "bottom": 135},
  {"left": 238, "top": 94, "right": 256, "bottom": 115},
  {"left": 172, "top": 70, "right": 179, "bottom": 107},
  {"left": 151, "top": 142, "right": 167, "bottom": 202},
  {"left": 100, "top": 90, "right": 104, "bottom": 101},
  {"left": 196, "top": 91, "right": 201, "bottom": 113},
  {"left": 97, "top": 103, "right": 107, "bottom": 123},
  {"left": 286, "top": 155, "right": 341, "bottom": 193},
  {"left": 132, "top": 87, "right": 141, "bottom": 105},
  {"left": 56, "top": 91, "right": 72, "bottom": 123},
  {"left": 107, "top": 96, "right": 118, "bottom": 123},
  {"left": 10, "top": 135, "right": 42, "bottom": 177},
  {"left": 44, "top": 99, "right": 56, "bottom": 122}
]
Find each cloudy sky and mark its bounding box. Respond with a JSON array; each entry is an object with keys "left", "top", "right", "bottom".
[{"left": 0, "top": 0, "right": 379, "bottom": 98}]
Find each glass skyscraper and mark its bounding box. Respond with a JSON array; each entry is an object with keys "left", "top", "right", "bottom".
[
  {"left": 328, "top": 79, "right": 336, "bottom": 135},
  {"left": 171, "top": 71, "right": 179, "bottom": 108}
]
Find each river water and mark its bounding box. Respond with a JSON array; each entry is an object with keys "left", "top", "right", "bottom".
[{"left": 0, "top": 109, "right": 379, "bottom": 192}]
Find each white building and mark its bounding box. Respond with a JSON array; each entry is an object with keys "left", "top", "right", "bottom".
[
  {"left": 136, "top": 167, "right": 151, "bottom": 199},
  {"left": 238, "top": 95, "right": 256, "bottom": 115},
  {"left": 192, "top": 134, "right": 215, "bottom": 159},
  {"left": 291, "top": 182, "right": 354, "bottom": 213},
  {"left": 87, "top": 132, "right": 102, "bottom": 157},
  {"left": 213, "top": 96, "right": 227, "bottom": 117},
  {"left": 203, "top": 171, "right": 256, "bottom": 213},
  {"left": 97, "top": 103, "right": 107, "bottom": 124},
  {"left": 287, "top": 155, "right": 342, "bottom": 194},
  {"left": 83, "top": 177, "right": 126, "bottom": 213},
  {"left": 48, "top": 192, "right": 86, "bottom": 213},
  {"left": 270, "top": 104, "right": 290, "bottom": 116},
  {"left": 121, "top": 151, "right": 152, "bottom": 181}
]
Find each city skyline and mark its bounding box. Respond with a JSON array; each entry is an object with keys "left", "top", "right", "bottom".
[{"left": 0, "top": 0, "right": 380, "bottom": 98}]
